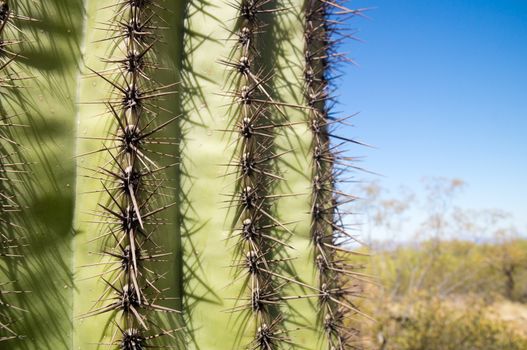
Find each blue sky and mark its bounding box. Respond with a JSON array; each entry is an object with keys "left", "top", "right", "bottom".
[{"left": 338, "top": 0, "right": 527, "bottom": 239}]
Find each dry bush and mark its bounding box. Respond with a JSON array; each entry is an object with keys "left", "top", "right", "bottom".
[{"left": 372, "top": 293, "right": 527, "bottom": 350}]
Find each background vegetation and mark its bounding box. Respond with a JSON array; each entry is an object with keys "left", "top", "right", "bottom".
[{"left": 357, "top": 178, "right": 527, "bottom": 349}]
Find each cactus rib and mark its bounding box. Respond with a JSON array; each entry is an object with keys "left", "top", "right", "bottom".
[
  {"left": 75, "top": 1, "right": 182, "bottom": 348},
  {"left": 304, "top": 1, "right": 367, "bottom": 348},
  {"left": 226, "top": 1, "right": 292, "bottom": 348}
]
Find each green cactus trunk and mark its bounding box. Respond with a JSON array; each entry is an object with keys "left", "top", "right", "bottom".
[{"left": 0, "top": 0, "right": 367, "bottom": 349}]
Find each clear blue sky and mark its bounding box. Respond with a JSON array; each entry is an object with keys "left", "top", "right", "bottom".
[{"left": 338, "top": 0, "right": 527, "bottom": 238}]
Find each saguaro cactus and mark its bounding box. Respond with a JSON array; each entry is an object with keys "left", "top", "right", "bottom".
[{"left": 0, "top": 0, "right": 367, "bottom": 349}]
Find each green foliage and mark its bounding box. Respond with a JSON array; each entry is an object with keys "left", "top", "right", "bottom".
[
  {"left": 374, "top": 239, "right": 527, "bottom": 301},
  {"left": 365, "top": 239, "right": 527, "bottom": 350},
  {"left": 375, "top": 295, "right": 527, "bottom": 350}
]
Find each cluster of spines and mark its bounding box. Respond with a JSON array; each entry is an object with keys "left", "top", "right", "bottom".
[
  {"left": 0, "top": 0, "right": 27, "bottom": 342},
  {"left": 304, "top": 1, "right": 366, "bottom": 349},
  {"left": 222, "top": 1, "right": 294, "bottom": 348},
  {"left": 80, "top": 0, "right": 180, "bottom": 348}
]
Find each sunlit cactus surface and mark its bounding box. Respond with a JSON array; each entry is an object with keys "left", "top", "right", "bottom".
[{"left": 0, "top": 0, "right": 367, "bottom": 349}]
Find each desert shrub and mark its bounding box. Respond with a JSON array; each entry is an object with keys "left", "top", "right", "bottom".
[
  {"left": 374, "top": 294, "right": 527, "bottom": 350},
  {"left": 373, "top": 239, "right": 527, "bottom": 301}
]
